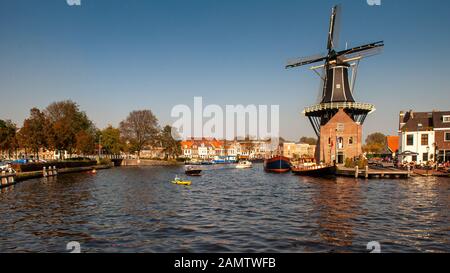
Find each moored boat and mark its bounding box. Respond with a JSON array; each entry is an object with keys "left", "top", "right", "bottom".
[
  {"left": 185, "top": 166, "right": 202, "bottom": 176},
  {"left": 264, "top": 156, "right": 291, "bottom": 173},
  {"left": 236, "top": 160, "right": 252, "bottom": 169},
  {"left": 291, "top": 164, "right": 336, "bottom": 177}
]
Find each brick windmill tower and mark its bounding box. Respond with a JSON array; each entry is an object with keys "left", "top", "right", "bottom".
[{"left": 286, "top": 5, "right": 384, "bottom": 164}]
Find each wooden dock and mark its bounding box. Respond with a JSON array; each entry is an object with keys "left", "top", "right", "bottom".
[
  {"left": 1, "top": 171, "right": 17, "bottom": 188},
  {"left": 0, "top": 164, "right": 113, "bottom": 189},
  {"left": 336, "top": 166, "right": 410, "bottom": 179}
]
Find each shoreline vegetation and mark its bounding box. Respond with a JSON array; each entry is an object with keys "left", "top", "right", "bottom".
[{"left": 0, "top": 100, "right": 182, "bottom": 162}]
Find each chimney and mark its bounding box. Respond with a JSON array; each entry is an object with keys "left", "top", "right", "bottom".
[{"left": 399, "top": 111, "right": 406, "bottom": 131}]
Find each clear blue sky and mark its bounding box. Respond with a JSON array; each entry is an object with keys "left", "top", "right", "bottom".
[{"left": 1, "top": 0, "right": 449, "bottom": 140}]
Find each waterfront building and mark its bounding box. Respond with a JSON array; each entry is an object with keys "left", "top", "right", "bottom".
[
  {"left": 399, "top": 110, "right": 450, "bottom": 163},
  {"left": 319, "top": 109, "right": 362, "bottom": 164},
  {"left": 285, "top": 5, "right": 382, "bottom": 165},
  {"left": 180, "top": 138, "right": 272, "bottom": 160},
  {"left": 283, "top": 142, "right": 316, "bottom": 159},
  {"left": 139, "top": 146, "right": 165, "bottom": 159}
]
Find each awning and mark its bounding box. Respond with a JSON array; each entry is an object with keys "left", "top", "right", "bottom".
[{"left": 397, "top": 151, "right": 419, "bottom": 156}]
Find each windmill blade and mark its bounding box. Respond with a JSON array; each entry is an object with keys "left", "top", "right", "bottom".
[
  {"left": 327, "top": 5, "right": 342, "bottom": 52},
  {"left": 342, "top": 46, "right": 383, "bottom": 62},
  {"left": 316, "top": 67, "right": 326, "bottom": 103},
  {"left": 286, "top": 53, "right": 327, "bottom": 69},
  {"left": 337, "top": 41, "right": 384, "bottom": 59}
]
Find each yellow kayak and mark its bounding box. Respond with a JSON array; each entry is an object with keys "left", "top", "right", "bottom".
[{"left": 172, "top": 179, "right": 192, "bottom": 186}]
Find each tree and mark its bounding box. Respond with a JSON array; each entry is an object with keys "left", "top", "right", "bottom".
[
  {"left": 159, "top": 125, "right": 181, "bottom": 159},
  {"left": 363, "top": 132, "right": 387, "bottom": 154},
  {"left": 75, "top": 130, "right": 96, "bottom": 155},
  {"left": 119, "top": 110, "right": 159, "bottom": 158},
  {"left": 101, "top": 125, "right": 123, "bottom": 155},
  {"left": 0, "top": 120, "right": 19, "bottom": 159},
  {"left": 300, "top": 136, "right": 317, "bottom": 145},
  {"left": 17, "top": 108, "right": 49, "bottom": 159},
  {"left": 45, "top": 100, "right": 96, "bottom": 158}
]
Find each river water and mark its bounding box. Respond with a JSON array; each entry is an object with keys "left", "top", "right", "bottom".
[{"left": 0, "top": 164, "right": 448, "bottom": 253}]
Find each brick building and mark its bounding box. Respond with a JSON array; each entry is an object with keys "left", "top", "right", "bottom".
[{"left": 319, "top": 109, "right": 362, "bottom": 164}]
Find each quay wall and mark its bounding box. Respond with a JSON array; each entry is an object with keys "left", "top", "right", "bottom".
[{"left": 121, "top": 159, "right": 180, "bottom": 167}]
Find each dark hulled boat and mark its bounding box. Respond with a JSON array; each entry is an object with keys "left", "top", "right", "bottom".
[
  {"left": 185, "top": 166, "right": 202, "bottom": 176},
  {"left": 264, "top": 156, "right": 291, "bottom": 173},
  {"left": 291, "top": 165, "right": 336, "bottom": 177}
]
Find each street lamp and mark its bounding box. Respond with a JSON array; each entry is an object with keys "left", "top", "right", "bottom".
[{"left": 426, "top": 146, "right": 430, "bottom": 176}]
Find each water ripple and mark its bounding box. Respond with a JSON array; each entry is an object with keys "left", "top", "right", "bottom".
[{"left": 0, "top": 165, "right": 448, "bottom": 253}]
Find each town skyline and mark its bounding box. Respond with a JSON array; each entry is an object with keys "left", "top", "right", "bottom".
[{"left": 1, "top": 0, "right": 450, "bottom": 140}]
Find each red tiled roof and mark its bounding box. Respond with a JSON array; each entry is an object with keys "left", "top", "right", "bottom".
[
  {"left": 181, "top": 138, "right": 225, "bottom": 149},
  {"left": 386, "top": 136, "right": 399, "bottom": 153}
]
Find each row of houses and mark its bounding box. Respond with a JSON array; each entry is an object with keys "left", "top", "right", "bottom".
[
  {"left": 397, "top": 110, "right": 450, "bottom": 164},
  {"left": 282, "top": 143, "right": 316, "bottom": 160},
  {"left": 179, "top": 138, "right": 317, "bottom": 160},
  {"left": 180, "top": 139, "right": 273, "bottom": 160}
]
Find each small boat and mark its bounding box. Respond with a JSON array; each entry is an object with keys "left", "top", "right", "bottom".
[
  {"left": 185, "top": 166, "right": 202, "bottom": 176},
  {"left": 236, "top": 160, "right": 253, "bottom": 169},
  {"left": 172, "top": 176, "right": 192, "bottom": 186},
  {"left": 264, "top": 156, "right": 291, "bottom": 173},
  {"left": 201, "top": 161, "right": 214, "bottom": 165},
  {"left": 291, "top": 164, "right": 336, "bottom": 177}
]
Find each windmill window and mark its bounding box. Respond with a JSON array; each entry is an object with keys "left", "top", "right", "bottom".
[
  {"left": 349, "top": 137, "right": 354, "bottom": 145},
  {"left": 336, "top": 84, "right": 341, "bottom": 89}
]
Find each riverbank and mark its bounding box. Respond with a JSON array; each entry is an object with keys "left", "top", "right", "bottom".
[
  {"left": 0, "top": 164, "right": 113, "bottom": 189},
  {"left": 121, "top": 159, "right": 182, "bottom": 166}
]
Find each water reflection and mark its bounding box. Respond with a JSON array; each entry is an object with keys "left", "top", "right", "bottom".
[{"left": 0, "top": 166, "right": 448, "bottom": 253}]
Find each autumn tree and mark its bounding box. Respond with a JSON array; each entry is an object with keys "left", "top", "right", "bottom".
[
  {"left": 158, "top": 125, "right": 181, "bottom": 159},
  {"left": 101, "top": 125, "right": 123, "bottom": 155},
  {"left": 17, "top": 108, "right": 49, "bottom": 159},
  {"left": 45, "top": 100, "right": 96, "bottom": 158},
  {"left": 119, "top": 110, "right": 159, "bottom": 158},
  {"left": 75, "top": 130, "right": 97, "bottom": 155},
  {"left": 0, "top": 120, "right": 19, "bottom": 159},
  {"left": 363, "top": 132, "right": 387, "bottom": 154},
  {"left": 300, "top": 136, "right": 317, "bottom": 145}
]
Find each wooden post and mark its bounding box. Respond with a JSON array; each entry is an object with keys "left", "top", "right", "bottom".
[
  {"left": 355, "top": 166, "right": 359, "bottom": 178},
  {"left": 53, "top": 166, "right": 57, "bottom": 176},
  {"left": 1, "top": 171, "right": 6, "bottom": 186},
  {"left": 43, "top": 167, "right": 48, "bottom": 177},
  {"left": 8, "top": 170, "right": 14, "bottom": 184},
  {"left": 407, "top": 165, "right": 411, "bottom": 178},
  {"left": 365, "top": 165, "right": 369, "bottom": 179}
]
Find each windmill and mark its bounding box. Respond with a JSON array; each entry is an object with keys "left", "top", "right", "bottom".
[{"left": 286, "top": 5, "right": 384, "bottom": 137}]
